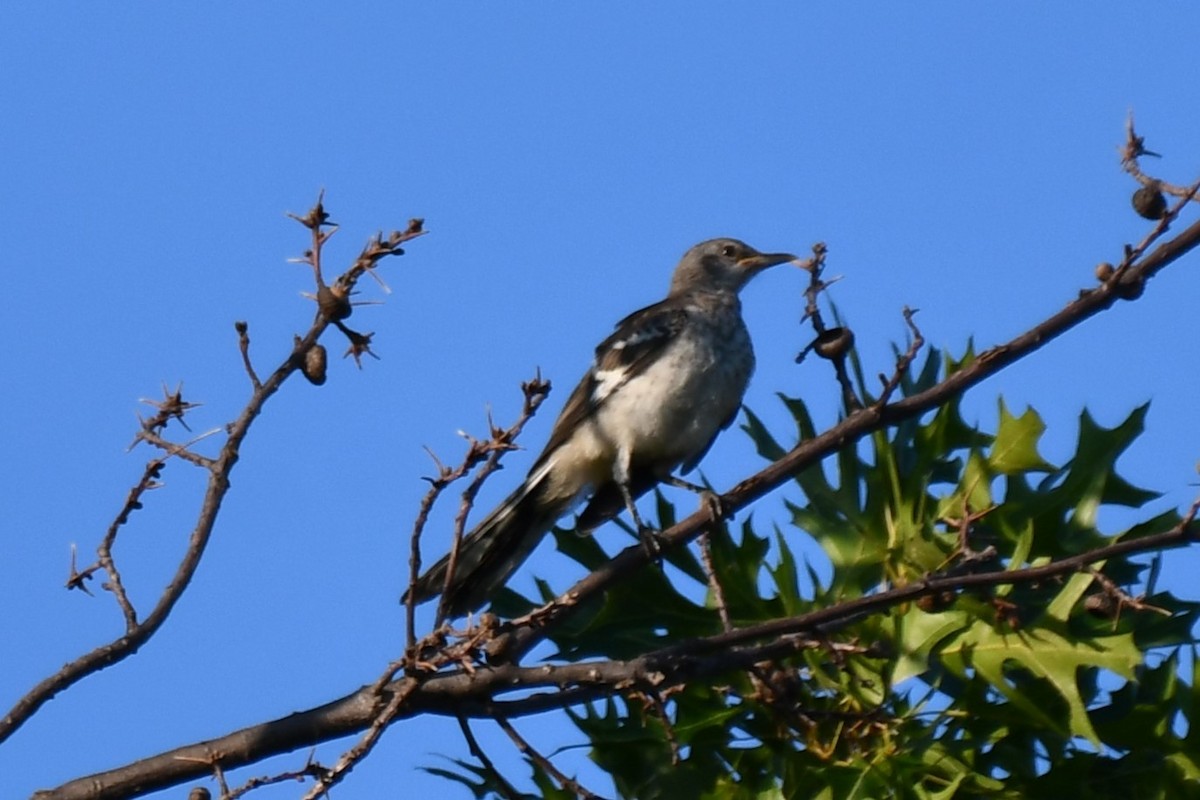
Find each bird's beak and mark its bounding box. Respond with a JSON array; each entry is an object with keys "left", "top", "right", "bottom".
[{"left": 737, "top": 250, "right": 800, "bottom": 276}]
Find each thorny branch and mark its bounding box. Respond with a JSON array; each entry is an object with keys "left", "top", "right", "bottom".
[
  {"left": 67, "top": 418, "right": 225, "bottom": 628},
  {"left": 793, "top": 242, "right": 864, "bottom": 411},
  {"left": 698, "top": 530, "right": 733, "bottom": 633},
  {"left": 35, "top": 495, "right": 1200, "bottom": 800},
  {"left": 403, "top": 374, "right": 551, "bottom": 647},
  {"left": 234, "top": 320, "right": 261, "bottom": 391},
  {"left": 31, "top": 130, "right": 1200, "bottom": 800},
  {"left": 437, "top": 374, "right": 552, "bottom": 627},
  {"left": 498, "top": 167, "right": 1200, "bottom": 663},
  {"left": 41, "top": 488, "right": 1200, "bottom": 800},
  {"left": 3, "top": 194, "right": 423, "bottom": 748},
  {"left": 875, "top": 305, "right": 924, "bottom": 408},
  {"left": 299, "top": 681, "right": 420, "bottom": 800},
  {"left": 203, "top": 750, "right": 329, "bottom": 800},
  {"left": 1121, "top": 114, "right": 1200, "bottom": 201}
]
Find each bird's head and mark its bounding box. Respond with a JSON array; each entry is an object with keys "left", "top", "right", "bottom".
[{"left": 669, "top": 238, "right": 798, "bottom": 296}]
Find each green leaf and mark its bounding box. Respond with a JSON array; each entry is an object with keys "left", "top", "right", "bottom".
[
  {"left": 1068, "top": 405, "right": 1160, "bottom": 511},
  {"left": 742, "top": 404, "right": 788, "bottom": 462},
  {"left": 989, "top": 399, "right": 1053, "bottom": 474},
  {"left": 894, "top": 607, "right": 972, "bottom": 684},
  {"left": 938, "top": 611, "right": 1140, "bottom": 743}
]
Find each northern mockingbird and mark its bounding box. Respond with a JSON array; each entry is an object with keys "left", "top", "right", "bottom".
[{"left": 408, "top": 238, "right": 797, "bottom": 617}]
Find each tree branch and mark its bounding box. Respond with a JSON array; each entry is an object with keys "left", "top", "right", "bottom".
[
  {"left": 35, "top": 493, "right": 1200, "bottom": 800},
  {"left": 499, "top": 191, "right": 1200, "bottom": 661},
  {"left": 3, "top": 200, "right": 418, "bottom": 746},
  {"left": 28, "top": 153, "right": 1200, "bottom": 798}
]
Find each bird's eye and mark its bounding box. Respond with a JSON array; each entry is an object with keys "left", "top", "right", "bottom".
[{"left": 721, "top": 244, "right": 738, "bottom": 258}]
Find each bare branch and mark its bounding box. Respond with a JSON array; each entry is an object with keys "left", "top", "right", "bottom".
[
  {"left": 495, "top": 716, "right": 610, "bottom": 800},
  {"left": 299, "top": 682, "right": 419, "bottom": 799},
  {"left": 698, "top": 531, "right": 732, "bottom": 633},
  {"left": 457, "top": 717, "right": 523, "bottom": 800},
  {"left": 3, "top": 198, "right": 423, "bottom": 746},
  {"left": 498, "top": 193, "right": 1200, "bottom": 661},
  {"left": 1121, "top": 113, "right": 1197, "bottom": 200},
  {"left": 34, "top": 491, "right": 1200, "bottom": 800},
  {"left": 436, "top": 374, "right": 552, "bottom": 626},
  {"left": 874, "top": 305, "right": 924, "bottom": 408},
  {"left": 27, "top": 134, "right": 1200, "bottom": 799},
  {"left": 234, "top": 321, "right": 262, "bottom": 391},
  {"left": 221, "top": 750, "right": 328, "bottom": 800}
]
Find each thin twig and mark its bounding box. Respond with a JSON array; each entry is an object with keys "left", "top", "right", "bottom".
[
  {"left": 1120, "top": 114, "right": 1198, "bottom": 199},
  {"left": 698, "top": 532, "right": 733, "bottom": 633},
  {"left": 643, "top": 689, "right": 682, "bottom": 765},
  {"left": 405, "top": 442, "right": 486, "bottom": 650},
  {"left": 3, "top": 197, "right": 420, "bottom": 746},
  {"left": 35, "top": 493, "right": 1199, "bottom": 800},
  {"left": 300, "top": 681, "right": 419, "bottom": 800},
  {"left": 457, "top": 717, "right": 523, "bottom": 800},
  {"left": 234, "top": 321, "right": 261, "bottom": 391},
  {"left": 1086, "top": 566, "right": 1172, "bottom": 630},
  {"left": 798, "top": 241, "right": 830, "bottom": 329},
  {"left": 434, "top": 374, "right": 551, "bottom": 627},
  {"left": 875, "top": 306, "right": 925, "bottom": 407},
  {"left": 794, "top": 242, "right": 863, "bottom": 410},
  {"left": 222, "top": 750, "right": 327, "bottom": 800},
  {"left": 31, "top": 134, "right": 1200, "bottom": 800},
  {"left": 85, "top": 457, "right": 169, "bottom": 629},
  {"left": 495, "top": 717, "right": 610, "bottom": 800},
  {"left": 497, "top": 196, "right": 1200, "bottom": 662},
  {"left": 134, "top": 428, "right": 222, "bottom": 470}
]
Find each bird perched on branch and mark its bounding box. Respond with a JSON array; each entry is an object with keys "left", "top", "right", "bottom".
[{"left": 407, "top": 238, "right": 797, "bottom": 618}]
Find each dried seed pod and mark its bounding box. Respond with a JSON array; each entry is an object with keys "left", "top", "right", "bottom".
[
  {"left": 916, "top": 589, "right": 958, "bottom": 613},
  {"left": 813, "top": 326, "right": 855, "bottom": 360},
  {"left": 317, "top": 283, "right": 352, "bottom": 321},
  {"left": 301, "top": 343, "right": 328, "bottom": 385},
  {"left": 1132, "top": 183, "right": 1167, "bottom": 220},
  {"left": 1084, "top": 592, "right": 1117, "bottom": 619}
]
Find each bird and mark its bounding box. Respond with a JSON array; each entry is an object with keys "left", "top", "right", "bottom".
[{"left": 407, "top": 238, "right": 797, "bottom": 618}]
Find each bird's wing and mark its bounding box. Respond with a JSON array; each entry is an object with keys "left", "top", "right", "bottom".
[
  {"left": 678, "top": 403, "right": 741, "bottom": 474},
  {"left": 532, "top": 298, "right": 690, "bottom": 469}
]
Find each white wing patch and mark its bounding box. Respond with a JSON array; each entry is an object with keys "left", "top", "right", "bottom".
[
  {"left": 609, "top": 326, "right": 666, "bottom": 351},
  {"left": 591, "top": 366, "right": 629, "bottom": 403}
]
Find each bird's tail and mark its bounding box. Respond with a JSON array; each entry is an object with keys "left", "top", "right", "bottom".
[{"left": 404, "top": 460, "right": 571, "bottom": 618}]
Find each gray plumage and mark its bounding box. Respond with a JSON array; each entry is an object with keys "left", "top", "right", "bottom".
[{"left": 407, "top": 238, "right": 796, "bottom": 617}]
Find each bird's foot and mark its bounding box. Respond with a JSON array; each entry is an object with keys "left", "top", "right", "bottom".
[
  {"left": 699, "top": 489, "right": 727, "bottom": 523},
  {"left": 660, "top": 475, "right": 727, "bottom": 522},
  {"left": 637, "top": 524, "right": 665, "bottom": 562}
]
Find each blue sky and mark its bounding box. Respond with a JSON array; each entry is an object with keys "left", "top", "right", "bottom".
[{"left": 4, "top": 5, "right": 1200, "bottom": 798}]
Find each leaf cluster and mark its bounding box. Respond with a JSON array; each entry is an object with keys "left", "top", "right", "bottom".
[{"left": 458, "top": 347, "right": 1200, "bottom": 799}]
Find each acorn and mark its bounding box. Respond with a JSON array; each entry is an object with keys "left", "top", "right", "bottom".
[
  {"left": 812, "top": 327, "right": 854, "bottom": 361},
  {"left": 1084, "top": 592, "right": 1117, "bottom": 619},
  {"left": 1132, "top": 183, "right": 1167, "bottom": 220},
  {"left": 916, "top": 589, "right": 958, "bottom": 613},
  {"left": 301, "top": 343, "right": 328, "bottom": 385},
  {"left": 1094, "top": 262, "right": 1115, "bottom": 282}
]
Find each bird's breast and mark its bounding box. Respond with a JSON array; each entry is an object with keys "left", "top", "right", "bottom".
[{"left": 591, "top": 314, "right": 754, "bottom": 465}]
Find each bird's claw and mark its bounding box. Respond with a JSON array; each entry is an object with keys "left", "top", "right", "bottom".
[
  {"left": 699, "top": 490, "right": 726, "bottom": 523},
  {"left": 637, "top": 525, "right": 665, "bottom": 562}
]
